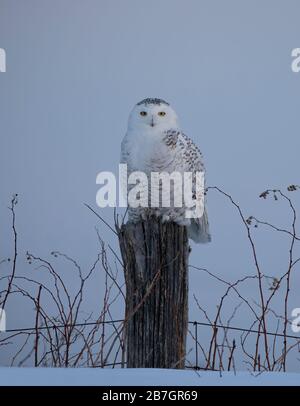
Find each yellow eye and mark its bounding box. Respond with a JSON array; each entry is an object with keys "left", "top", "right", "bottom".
[
  {"left": 158, "top": 111, "right": 166, "bottom": 116},
  {"left": 140, "top": 111, "right": 147, "bottom": 116}
]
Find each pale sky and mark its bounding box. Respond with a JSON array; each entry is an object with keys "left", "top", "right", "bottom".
[{"left": 0, "top": 0, "right": 300, "bottom": 369}]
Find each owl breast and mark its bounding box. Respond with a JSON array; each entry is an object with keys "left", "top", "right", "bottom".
[
  {"left": 122, "top": 128, "right": 190, "bottom": 225},
  {"left": 127, "top": 130, "right": 177, "bottom": 174}
]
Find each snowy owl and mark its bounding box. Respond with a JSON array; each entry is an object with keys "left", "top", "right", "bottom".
[{"left": 120, "top": 98, "right": 211, "bottom": 243}]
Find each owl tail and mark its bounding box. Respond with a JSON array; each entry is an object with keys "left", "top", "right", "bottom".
[{"left": 187, "top": 207, "right": 211, "bottom": 244}]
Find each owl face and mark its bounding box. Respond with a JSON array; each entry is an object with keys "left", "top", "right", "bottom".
[{"left": 128, "top": 99, "right": 179, "bottom": 132}]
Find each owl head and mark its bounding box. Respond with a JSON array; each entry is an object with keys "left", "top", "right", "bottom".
[{"left": 128, "top": 98, "right": 179, "bottom": 131}]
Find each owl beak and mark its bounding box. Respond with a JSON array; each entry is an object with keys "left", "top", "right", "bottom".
[{"left": 150, "top": 116, "right": 155, "bottom": 127}]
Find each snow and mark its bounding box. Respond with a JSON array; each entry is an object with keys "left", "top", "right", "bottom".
[{"left": 0, "top": 368, "right": 299, "bottom": 386}]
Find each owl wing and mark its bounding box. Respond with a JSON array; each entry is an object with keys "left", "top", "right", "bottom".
[
  {"left": 164, "top": 129, "right": 211, "bottom": 243},
  {"left": 120, "top": 134, "right": 132, "bottom": 206}
]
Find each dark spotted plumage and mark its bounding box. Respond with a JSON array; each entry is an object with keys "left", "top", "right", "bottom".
[
  {"left": 137, "top": 98, "right": 170, "bottom": 106},
  {"left": 163, "top": 130, "right": 204, "bottom": 170}
]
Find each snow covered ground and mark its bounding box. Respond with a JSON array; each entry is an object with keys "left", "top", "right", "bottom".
[{"left": 0, "top": 368, "right": 299, "bottom": 386}]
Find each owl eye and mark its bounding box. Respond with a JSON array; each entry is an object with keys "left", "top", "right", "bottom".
[
  {"left": 158, "top": 111, "right": 166, "bottom": 116},
  {"left": 140, "top": 111, "right": 147, "bottom": 116}
]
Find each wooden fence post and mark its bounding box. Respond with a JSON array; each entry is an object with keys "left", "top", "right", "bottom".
[{"left": 118, "top": 216, "right": 189, "bottom": 368}]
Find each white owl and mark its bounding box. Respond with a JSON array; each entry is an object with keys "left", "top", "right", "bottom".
[{"left": 120, "top": 98, "right": 211, "bottom": 243}]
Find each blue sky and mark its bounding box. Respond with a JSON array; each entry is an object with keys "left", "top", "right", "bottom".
[{"left": 0, "top": 0, "right": 300, "bottom": 368}]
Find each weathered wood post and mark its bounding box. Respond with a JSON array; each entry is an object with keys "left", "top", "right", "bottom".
[{"left": 118, "top": 215, "right": 189, "bottom": 369}]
